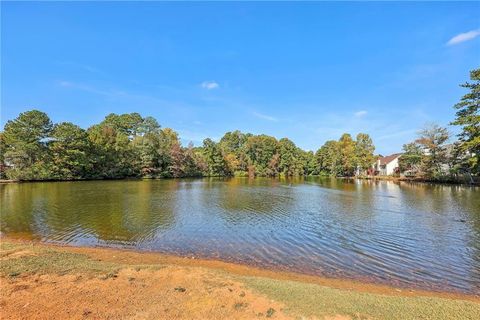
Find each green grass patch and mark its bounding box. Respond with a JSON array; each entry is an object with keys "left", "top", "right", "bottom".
[
  {"left": 0, "top": 241, "right": 167, "bottom": 279},
  {"left": 242, "top": 276, "right": 480, "bottom": 320},
  {"left": 0, "top": 245, "right": 119, "bottom": 277}
]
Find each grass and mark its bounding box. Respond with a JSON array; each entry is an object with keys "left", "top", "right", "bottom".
[
  {"left": 0, "top": 242, "right": 119, "bottom": 277},
  {"left": 242, "top": 276, "right": 480, "bottom": 320},
  {"left": 1, "top": 240, "right": 479, "bottom": 319}
]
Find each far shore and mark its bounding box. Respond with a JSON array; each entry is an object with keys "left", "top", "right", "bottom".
[
  {"left": 1, "top": 238, "right": 479, "bottom": 320},
  {"left": 1, "top": 175, "right": 478, "bottom": 186}
]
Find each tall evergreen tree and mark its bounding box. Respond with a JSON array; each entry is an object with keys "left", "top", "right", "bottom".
[
  {"left": 451, "top": 68, "right": 480, "bottom": 175},
  {"left": 2, "top": 110, "right": 53, "bottom": 180}
]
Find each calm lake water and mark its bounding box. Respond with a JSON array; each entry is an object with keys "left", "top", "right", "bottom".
[{"left": 1, "top": 177, "right": 479, "bottom": 294}]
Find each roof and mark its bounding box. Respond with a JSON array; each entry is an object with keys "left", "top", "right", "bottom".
[{"left": 378, "top": 153, "right": 402, "bottom": 165}]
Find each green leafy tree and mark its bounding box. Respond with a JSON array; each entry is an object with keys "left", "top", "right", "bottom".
[
  {"left": 355, "top": 133, "right": 375, "bottom": 175},
  {"left": 158, "top": 128, "right": 181, "bottom": 177},
  {"left": 0, "top": 132, "right": 6, "bottom": 179},
  {"left": 49, "top": 122, "right": 92, "bottom": 179},
  {"left": 219, "top": 130, "right": 249, "bottom": 155},
  {"left": 301, "top": 150, "right": 316, "bottom": 176},
  {"left": 183, "top": 142, "right": 203, "bottom": 177},
  {"left": 315, "top": 140, "right": 341, "bottom": 175},
  {"left": 398, "top": 142, "right": 423, "bottom": 175},
  {"left": 1, "top": 109, "right": 385, "bottom": 181},
  {"left": 202, "top": 138, "right": 231, "bottom": 176},
  {"left": 219, "top": 130, "right": 250, "bottom": 173},
  {"left": 266, "top": 153, "right": 280, "bottom": 177},
  {"left": 451, "top": 68, "right": 480, "bottom": 175},
  {"left": 2, "top": 110, "right": 53, "bottom": 180},
  {"left": 417, "top": 123, "right": 449, "bottom": 179},
  {"left": 338, "top": 133, "right": 356, "bottom": 176},
  {"left": 87, "top": 123, "right": 132, "bottom": 178},
  {"left": 278, "top": 138, "right": 300, "bottom": 176},
  {"left": 133, "top": 117, "right": 162, "bottom": 176},
  {"left": 243, "top": 135, "right": 278, "bottom": 176},
  {"left": 103, "top": 112, "right": 144, "bottom": 137}
]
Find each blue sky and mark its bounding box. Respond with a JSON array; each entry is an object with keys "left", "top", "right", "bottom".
[{"left": 1, "top": 2, "right": 479, "bottom": 155}]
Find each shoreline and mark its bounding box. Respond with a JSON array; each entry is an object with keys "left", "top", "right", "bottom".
[
  {"left": 3, "top": 237, "right": 479, "bottom": 303},
  {"left": 2, "top": 238, "right": 479, "bottom": 319},
  {"left": 1, "top": 175, "right": 478, "bottom": 186},
  {"left": 356, "top": 175, "right": 479, "bottom": 186}
]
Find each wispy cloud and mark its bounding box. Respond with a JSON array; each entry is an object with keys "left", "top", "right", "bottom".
[
  {"left": 252, "top": 111, "right": 278, "bottom": 122},
  {"left": 201, "top": 81, "right": 219, "bottom": 90},
  {"left": 58, "top": 80, "right": 115, "bottom": 96},
  {"left": 56, "top": 61, "right": 107, "bottom": 76},
  {"left": 354, "top": 110, "right": 367, "bottom": 117},
  {"left": 56, "top": 80, "right": 193, "bottom": 116},
  {"left": 447, "top": 29, "right": 480, "bottom": 46}
]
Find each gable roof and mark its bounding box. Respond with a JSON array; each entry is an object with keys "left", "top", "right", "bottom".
[{"left": 378, "top": 153, "right": 402, "bottom": 165}]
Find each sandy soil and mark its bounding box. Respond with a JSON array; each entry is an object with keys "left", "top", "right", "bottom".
[
  {"left": 1, "top": 240, "right": 479, "bottom": 320},
  {"left": 1, "top": 267, "right": 289, "bottom": 320},
  {"left": 60, "top": 243, "right": 480, "bottom": 302}
]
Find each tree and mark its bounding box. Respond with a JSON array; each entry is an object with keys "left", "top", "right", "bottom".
[
  {"left": 451, "top": 68, "right": 480, "bottom": 175},
  {"left": 87, "top": 121, "right": 134, "bottom": 178},
  {"left": 158, "top": 128, "right": 181, "bottom": 176},
  {"left": 183, "top": 142, "right": 203, "bottom": 177},
  {"left": 133, "top": 117, "right": 162, "bottom": 176},
  {"left": 202, "top": 138, "right": 231, "bottom": 176},
  {"left": 103, "top": 112, "right": 144, "bottom": 137},
  {"left": 49, "top": 122, "right": 92, "bottom": 179},
  {"left": 315, "top": 140, "right": 340, "bottom": 176},
  {"left": 0, "top": 132, "right": 6, "bottom": 179},
  {"left": 243, "top": 135, "right": 278, "bottom": 176},
  {"left": 278, "top": 138, "right": 299, "bottom": 176},
  {"left": 301, "top": 150, "right": 316, "bottom": 176},
  {"left": 398, "top": 142, "right": 423, "bottom": 175},
  {"left": 169, "top": 141, "right": 185, "bottom": 178},
  {"left": 2, "top": 109, "right": 382, "bottom": 181},
  {"left": 2, "top": 110, "right": 53, "bottom": 180},
  {"left": 417, "top": 123, "right": 449, "bottom": 179},
  {"left": 219, "top": 130, "right": 251, "bottom": 174},
  {"left": 355, "top": 133, "right": 375, "bottom": 175},
  {"left": 338, "top": 133, "right": 356, "bottom": 176},
  {"left": 266, "top": 153, "right": 280, "bottom": 177},
  {"left": 219, "top": 130, "right": 248, "bottom": 155}
]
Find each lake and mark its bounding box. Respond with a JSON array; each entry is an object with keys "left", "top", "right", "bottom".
[{"left": 1, "top": 177, "right": 479, "bottom": 294}]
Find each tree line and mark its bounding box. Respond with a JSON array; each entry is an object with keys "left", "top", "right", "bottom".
[
  {"left": 0, "top": 68, "right": 478, "bottom": 181},
  {"left": 0, "top": 108, "right": 376, "bottom": 180}
]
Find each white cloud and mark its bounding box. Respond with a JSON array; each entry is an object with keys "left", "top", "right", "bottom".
[
  {"left": 447, "top": 29, "right": 480, "bottom": 46},
  {"left": 201, "top": 81, "right": 219, "bottom": 90},
  {"left": 354, "top": 110, "right": 367, "bottom": 117},
  {"left": 252, "top": 111, "right": 278, "bottom": 122}
]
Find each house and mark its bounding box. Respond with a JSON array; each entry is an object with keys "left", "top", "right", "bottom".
[{"left": 374, "top": 153, "right": 402, "bottom": 176}]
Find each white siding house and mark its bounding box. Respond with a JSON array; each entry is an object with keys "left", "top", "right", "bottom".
[{"left": 374, "top": 153, "right": 402, "bottom": 176}]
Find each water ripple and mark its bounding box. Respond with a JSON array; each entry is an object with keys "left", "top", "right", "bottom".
[{"left": 1, "top": 178, "right": 479, "bottom": 294}]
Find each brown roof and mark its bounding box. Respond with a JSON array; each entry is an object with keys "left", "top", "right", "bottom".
[{"left": 378, "top": 153, "right": 402, "bottom": 165}]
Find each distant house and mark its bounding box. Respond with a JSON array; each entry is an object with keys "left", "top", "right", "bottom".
[{"left": 374, "top": 153, "right": 402, "bottom": 176}]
